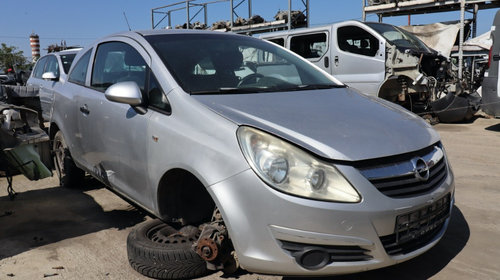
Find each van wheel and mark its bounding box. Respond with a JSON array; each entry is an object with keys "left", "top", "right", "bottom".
[
  {"left": 53, "top": 131, "right": 85, "bottom": 188},
  {"left": 127, "top": 219, "right": 209, "bottom": 280}
]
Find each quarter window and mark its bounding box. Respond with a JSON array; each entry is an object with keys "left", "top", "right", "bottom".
[
  {"left": 68, "top": 49, "right": 92, "bottom": 85},
  {"left": 91, "top": 42, "right": 147, "bottom": 93},
  {"left": 337, "top": 26, "right": 379, "bottom": 57},
  {"left": 290, "top": 33, "right": 327, "bottom": 59}
]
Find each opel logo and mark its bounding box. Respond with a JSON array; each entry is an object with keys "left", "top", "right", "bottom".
[{"left": 412, "top": 157, "right": 430, "bottom": 182}]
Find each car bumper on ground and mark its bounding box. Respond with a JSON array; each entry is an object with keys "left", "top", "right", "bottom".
[{"left": 208, "top": 164, "right": 455, "bottom": 275}]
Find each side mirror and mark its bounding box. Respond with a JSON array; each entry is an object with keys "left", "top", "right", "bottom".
[
  {"left": 105, "top": 81, "right": 143, "bottom": 106},
  {"left": 42, "top": 72, "right": 58, "bottom": 81}
]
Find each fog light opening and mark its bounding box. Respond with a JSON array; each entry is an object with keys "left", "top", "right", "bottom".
[{"left": 295, "top": 248, "right": 330, "bottom": 270}]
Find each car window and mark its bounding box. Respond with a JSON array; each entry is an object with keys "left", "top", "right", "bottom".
[
  {"left": 148, "top": 74, "right": 170, "bottom": 112},
  {"left": 238, "top": 46, "right": 301, "bottom": 84},
  {"left": 268, "top": 38, "right": 285, "bottom": 47},
  {"left": 60, "top": 53, "right": 77, "bottom": 74},
  {"left": 33, "top": 56, "right": 48, "bottom": 78},
  {"left": 146, "top": 33, "right": 338, "bottom": 94},
  {"left": 45, "top": 56, "right": 60, "bottom": 77},
  {"left": 337, "top": 26, "right": 379, "bottom": 57},
  {"left": 290, "top": 33, "right": 328, "bottom": 59},
  {"left": 91, "top": 42, "right": 147, "bottom": 93},
  {"left": 68, "top": 49, "right": 92, "bottom": 86}
]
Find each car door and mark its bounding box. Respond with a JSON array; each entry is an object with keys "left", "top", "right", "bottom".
[
  {"left": 27, "top": 56, "right": 51, "bottom": 120},
  {"left": 288, "top": 31, "right": 332, "bottom": 74},
  {"left": 331, "top": 22, "right": 386, "bottom": 96},
  {"left": 64, "top": 49, "right": 94, "bottom": 162},
  {"left": 79, "top": 39, "right": 153, "bottom": 206},
  {"left": 41, "top": 55, "right": 60, "bottom": 119}
]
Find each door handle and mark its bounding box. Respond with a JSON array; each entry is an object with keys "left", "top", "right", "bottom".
[
  {"left": 79, "top": 104, "right": 90, "bottom": 115},
  {"left": 334, "top": 56, "right": 339, "bottom": 66},
  {"left": 493, "top": 54, "right": 500, "bottom": 61},
  {"left": 324, "top": 56, "right": 329, "bottom": 68}
]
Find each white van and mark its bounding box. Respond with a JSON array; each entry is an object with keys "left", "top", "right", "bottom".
[{"left": 260, "top": 21, "right": 480, "bottom": 122}]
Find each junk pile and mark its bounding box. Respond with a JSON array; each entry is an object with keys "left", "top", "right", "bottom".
[
  {"left": 0, "top": 85, "right": 52, "bottom": 200},
  {"left": 173, "top": 11, "right": 306, "bottom": 31},
  {"left": 399, "top": 22, "right": 485, "bottom": 122}
]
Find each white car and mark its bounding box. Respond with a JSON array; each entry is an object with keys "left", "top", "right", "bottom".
[{"left": 27, "top": 49, "right": 81, "bottom": 120}]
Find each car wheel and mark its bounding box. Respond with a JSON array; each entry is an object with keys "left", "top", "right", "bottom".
[
  {"left": 53, "top": 130, "right": 85, "bottom": 188},
  {"left": 127, "top": 219, "right": 209, "bottom": 280}
]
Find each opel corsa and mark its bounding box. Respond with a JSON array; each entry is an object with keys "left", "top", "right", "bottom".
[{"left": 50, "top": 29, "right": 455, "bottom": 279}]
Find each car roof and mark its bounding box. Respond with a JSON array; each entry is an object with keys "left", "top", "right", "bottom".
[
  {"left": 135, "top": 29, "right": 238, "bottom": 37},
  {"left": 38, "top": 48, "right": 82, "bottom": 59}
]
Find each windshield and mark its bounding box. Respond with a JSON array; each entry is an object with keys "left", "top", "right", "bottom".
[
  {"left": 365, "top": 22, "right": 433, "bottom": 53},
  {"left": 60, "top": 53, "right": 77, "bottom": 74},
  {"left": 146, "top": 33, "right": 342, "bottom": 94}
]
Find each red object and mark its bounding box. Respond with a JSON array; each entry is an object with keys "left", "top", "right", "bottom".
[
  {"left": 488, "top": 46, "right": 493, "bottom": 69},
  {"left": 7, "top": 68, "right": 13, "bottom": 73}
]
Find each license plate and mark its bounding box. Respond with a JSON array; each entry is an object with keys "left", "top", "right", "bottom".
[{"left": 395, "top": 194, "right": 451, "bottom": 243}]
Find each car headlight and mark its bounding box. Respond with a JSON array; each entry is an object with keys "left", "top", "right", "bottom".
[{"left": 237, "top": 126, "right": 361, "bottom": 203}]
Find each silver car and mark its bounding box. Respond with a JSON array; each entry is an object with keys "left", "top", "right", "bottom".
[
  {"left": 50, "top": 29, "right": 454, "bottom": 279},
  {"left": 27, "top": 49, "right": 80, "bottom": 120}
]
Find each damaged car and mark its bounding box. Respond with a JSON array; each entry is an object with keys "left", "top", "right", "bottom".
[
  {"left": 260, "top": 21, "right": 481, "bottom": 122},
  {"left": 49, "top": 30, "right": 455, "bottom": 279}
]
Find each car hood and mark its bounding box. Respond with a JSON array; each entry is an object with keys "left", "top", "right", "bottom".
[{"left": 192, "top": 88, "right": 439, "bottom": 161}]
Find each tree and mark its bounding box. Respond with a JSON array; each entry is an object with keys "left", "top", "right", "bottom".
[{"left": 0, "top": 43, "right": 29, "bottom": 72}]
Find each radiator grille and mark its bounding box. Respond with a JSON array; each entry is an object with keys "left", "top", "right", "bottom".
[{"left": 359, "top": 143, "right": 448, "bottom": 198}]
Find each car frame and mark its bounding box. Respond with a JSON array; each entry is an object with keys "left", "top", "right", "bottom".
[{"left": 49, "top": 29, "right": 455, "bottom": 278}]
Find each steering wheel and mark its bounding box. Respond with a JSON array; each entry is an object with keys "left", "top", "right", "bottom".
[{"left": 238, "top": 73, "right": 265, "bottom": 87}]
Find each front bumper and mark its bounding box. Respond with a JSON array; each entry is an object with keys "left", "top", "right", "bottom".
[{"left": 208, "top": 163, "right": 455, "bottom": 275}]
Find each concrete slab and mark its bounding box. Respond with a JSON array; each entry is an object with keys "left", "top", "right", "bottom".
[{"left": 1, "top": 117, "right": 499, "bottom": 279}]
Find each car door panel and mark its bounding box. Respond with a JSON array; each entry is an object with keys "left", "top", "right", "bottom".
[
  {"left": 288, "top": 31, "right": 332, "bottom": 75},
  {"left": 331, "top": 23, "right": 386, "bottom": 96},
  {"left": 78, "top": 39, "right": 153, "bottom": 207}
]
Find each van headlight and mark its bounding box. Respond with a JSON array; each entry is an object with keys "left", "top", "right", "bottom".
[{"left": 237, "top": 126, "right": 361, "bottom": 203}]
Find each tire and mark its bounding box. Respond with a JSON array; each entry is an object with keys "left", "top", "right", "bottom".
[
  {"left": 127, "top": 219, "right": 209, "bottom": 280},
  {"left": 53, "top": 130, "right": 85, "bottom": 188}
]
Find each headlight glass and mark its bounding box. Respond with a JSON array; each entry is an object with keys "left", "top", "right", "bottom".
[{"left": 237, "top": 126, "right": 361, "bottom": 203}]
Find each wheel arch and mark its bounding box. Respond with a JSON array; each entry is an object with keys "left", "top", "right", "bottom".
[
  {"left": 156, "top": 168, "right": 215, "bottom": 225},
  {"left": 49, "top": 122, "right": 60, "bottom": 140}
]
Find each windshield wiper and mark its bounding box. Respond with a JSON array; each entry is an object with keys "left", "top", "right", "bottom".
[
  {"left": 190, "top": 87, "right": 274, "bottom": 95},
  {"left": 189, "top": 84, "right": 345, "bottom": 95},
  {"left": 276, "top": 84, "right": 346, "bottom": 92},
  {"left": 297, "top": 84, "right": 346, "bottom": 89}
]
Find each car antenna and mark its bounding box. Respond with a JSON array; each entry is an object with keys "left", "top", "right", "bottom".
[{"left": 123, "top": 12, "right": 132, "bottom": 31}]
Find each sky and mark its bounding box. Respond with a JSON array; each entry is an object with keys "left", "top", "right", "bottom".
[{"left": 1, "top": 0, "right": 499, "bottom": 60}]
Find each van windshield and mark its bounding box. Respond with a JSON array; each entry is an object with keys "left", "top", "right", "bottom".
[
  {"left": 366, "top": 22, "right": 433, "bottom": 54},
  {"left": 146, "top": 33, "right": 343, "bottom": 94}
]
